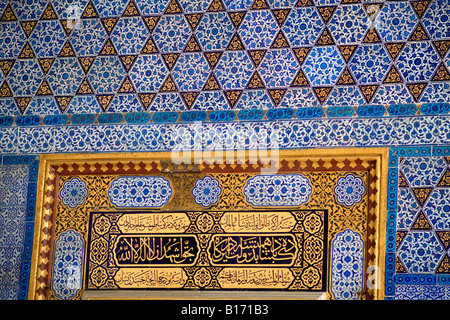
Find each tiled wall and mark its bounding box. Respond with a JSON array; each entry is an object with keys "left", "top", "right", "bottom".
[{"left": 0, "top": 0, "right": 449, "bottom": 299}]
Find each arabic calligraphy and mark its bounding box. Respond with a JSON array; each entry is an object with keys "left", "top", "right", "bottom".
[
  {"left": 117, "top": 213, "right": 190, "bottom": 233},
  {"left": 220, "top": 211, "right": 296, "bottom": 232},
  {"left": 208, "top": 234, "right": 298, "bottom": 266},
  {"left": 113, "top": 235, "right": 199, "bottom": 266},
  {"left": 114, "top": 268, "right": 187, "bottom": 288},
  {"left": 217, "top": 268, "right": 294, "bottom": 289}
]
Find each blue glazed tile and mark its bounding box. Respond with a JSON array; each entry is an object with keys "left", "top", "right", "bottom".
[
  {"left": 376, "top": 1, "right": 418, "bottom": 42},
  {"left": 51, "top": 0, "right": 89, "bottom": 20},
  {"left": 0, "top": 99, "right": 21, "bottom": 117},
  {"left": 387, "top": 104, "right": 417, "bottom": 116},
  {"left": 353, "top": 117, "right": 397, "bottom": 146},
  {"left": 180, "top": 110, "right": 207, "bottom": 122},
  {"left": 65, "top": 96, "right": 103, "bottom": 114},
  {"left": 6, "top": 60, "right": 44, "bottom": 97},
  {"left": 328, "top": 4, "right": 369, "bottom": 45},
  {"left": 17, "top": 127, "right": 54, "bottom": 154},
  {"left": 0, "top": 22, "right": 27, "bottom": 59},
  {"left": 11, "top": 0, "right": 48, "bottom": 20},
  {"left": 15, "top": 116, "right": 41, "bottom": 126},
  {"left": 134, "top": 0, "right": 171, "bottom": 15},
  {"left": 93, "top": 0, "right": 129, "bottom": 17},
  {"left": 238, "top": 10, "right": 279, "bottom": 50},
  {"left": 356, "top": 105, "right": 386, "bottom": 117},
  {"left": 70, "top": 113, "right": 96, "bottom": 125},
  {"left": 124, "top": 112, "right": 151, "bottom": 124},
  {"left": 215, "top": 51, "right": 255, "bottom": 90},
  {"left": 326, "top": 86, "right": 365, "bottom": 106},
  {"left": 87, "top": 56, "right": 126, "bottom": 95},
  {"left": 348, "top": 44, "right": 391, "bottom": 85},
  {"left": 152, "top": 111, "right": 179, "bottom": 123},
  {"left": 396, "top": 42, "right": 440, "bottom": 83},
  {"left": 372, "top": 84, "right": 414, "bottom": 105},
  {"left": 150, "top": 93, "right": 186, "bottom": 112},
  {"left": 237, "top": 109, "right": 264, "bottom": 121},
  {"left": 53, "top": 125, "right": 92, "bottom": 153},
  {"left": 283, "top": 7, "right": 324, "bottom": 47},
  {"left": 396, "top": 116, "right": 440, "bottom": 146},
  {"left": 304, "top": 46, "right": 345, "bottom": 86},
  {"left": 437, "top": 275, "right": 450, "bottom": 285},
  {"left": 129, "top": 55, "right": 168, "bottom": 93},
  {"left": 422, "top": 0, "right": 450, "bottom": 40},
  {"left": 110, "top": 16, "right": 150, "bottom": 55},
  {"left": 46, "top": 57, "right": 85, "bottom": 96},
  {"left": 420, "top": 103, "right": 450, "bottom": 115},
  {"left": 107, "top": 94, "right": 144, "bottom": 113},
  {"left": 196, "top": 12, "right": 234, "bottom": 52},
  {"left": 178, "top": 0, "right": 212, "bottom": 13},
  {"left": 236, "top": 90, "right": 275, "bottom": 109},
  {"left": 266, "top": 108, "right": 294, "bottom": 120},
  {"left": 280, "top": 88, "right": 319, "bottom": 108},
  {"left": 97, "top": 113, "right": 123, "bottom": 124},
  {"left": 153, "top": 14, "right": 192, "bottom": 54},
  {"left": 387, "top": 167, "right": 398, "bottom": 211},
  {"left": 29, "top": 20, "right": 66, "bottom": 58},
  {"left": 259, "top": 48, "right": 300, "bottom": 88},
  {"left": 70, "top": 19, "right": 108, "bottom": 57},
  {"left": 325, "top": 106, "right": 354, "bottom": 117},
  {"left": 208, "top": 110, "right": 236, "bottom": 122},
  {"left": 25, "top": 97, "right": 61, "bottom": 116},
  {"left": 191, "top": 91, "right": 230, "bottom": 111},
  {"left": 296, "top": 107, "right": 323, "bottom": 118},
  {"left": 43, "top": 115, "right": 69, "bottom": 126},
  {"left": 394, "top": 274, "right": 437, "bottom": 285},
  {"left": 172, "top": 53, "right": 211, "bottom": 92},
  {"left": 420, "top": 82, "right": 450, "bottom": 103},
  {"left": 0, "top": 116, "right": 13, "bottom": 126}
]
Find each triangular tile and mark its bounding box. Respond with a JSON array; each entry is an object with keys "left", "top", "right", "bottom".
[
  {"left": 58, "top": 41, "right": 76, "bottom": 57},
  {"left": 383, "top": 65, "right": 403, "bottom": 84},
  {"left": 118, "top": 76, "right": 135, "bottom": 93},
  {"left": 246, "top": 71, "right": 265, "bottom": 89},
  {"left": 165, "top": 0, "right": 183, "bottom": 13},
  {"left": 204, "top": 52, "right": 222, "bottom": 69},
  {"left": 78, "top": 57, "right": 95, "bottom": 73},
  {"left": 160, "top": 75, "right": 177, "bottom": 92},
  {"left": 396, "top": 231, "right": 408, "bottom": 249},
  {"left": 406, "top": 83, "right": 427, "bottom": 102},
  {"left": 142, "top": 16, "right": 159, "bottom": 33},
  {"left": 36, "top": 78, "right": 53, "bottom": 95},
  {"left": 296, "top": 0, "right": 314, "bottom": 6},
  {"left": 41, "top": 2, "right": 58, "bottom": 20},
  {"left": 251, "top": 0, "right": 269, "bottom": 10},
  {"left": 18, "top": 42, "right": 35, "bottom": 59},
  {"left": 208, "top": 0, "right": 226, "bottom": 12},
  {"left": 270, "top": 30, "right": 290, "bottom": 48},
  {"left": 432, "top": 63, "right": 450, "bottom": 82},
  {"left": 272, "top": 9, "right": 291, "bottom": 26},
  {"left": 338, "top": 45, "right": 358, "bottom": 63},
  {"left": 122, "top": 0, "right": 140, "bottom": 16},
  {"left": 445, "top": 156, "right": 450, "bottom": 164},
  {"left": 385, "top": 43, "right": 405, "bottom": 60},
  {"left": 184, "top": 35, "right": 202, "bottom": 52},
  {"left": 99, "top": 39, "right": 117, "bottom": 55},
  {"left": 292, "top": 47, "right": 311, "bottom": 65},
  {"left": 433, "top": 40, "right": 450, "bottom": 58},
  {"left": 138, "top": 93, "right": 156, "bottom": 110},
  {"left": 268, "top": 89, "right": 286, "bottom": 106},
  {"left": 60, "top": 20, "right": 76, "bottom": 36},
  {"left": 119, "top": 55, "right": 137, "bottom": 72},
  {"left": 0, "top": 4, "right": 17, "bottom": 21},
  {"left": 315, "top": 27, "right": 335, "bottom": 45},
  {"left": 101, "top": 18, "right": 119, "bottom": 34},
  {"left": 0, "top": 81, "right": 13, "bottom": 97},
  {"left": 140, "top": 37, "right": 158, "bottom": 54},
  {"left": 162, "top": 53, "right": 180, "bottom": 70},
  {"left": 228, "top": 11, "right": 246, "bottom": 29},
  {"left": 15, "top": 97, "right": 32, "bottom": 114},
  {"left": 55, "top": 96, "right": 73, "bottom": 113},
  {"left": 410, "top": 0, "right": 431, "bottom": 19},
  {"left": 181, "top": 92, "right": 199, "bottom": 109},
  {"left": 341, "top": 0, "right": 360, "bottom": 3},
  {"left": 313, "top": 87, "right": 332, "bottom": 104},
  {"left": 409, "top": 22, "right": 429, "bottom": 41},
  {"left": 359, "top": 84, "right": 378, "bottom": 103},
  {"left": 363, "top": 28, "right": 382, "bottom": 43},
  {"left": 436, "top": 231, "right": 450, "bottom": 250},
  {"left": 436, "top": 254, "right": 450, "bottom": 273},
  {"left": 398, "top": 170, "right": 409, "bottom": 187},
  {"left": 291, "top": 69, "right": 310, "bottom": 87},
  {"left": 20, "top": 21, "right": 37, "bottom": 37},
  {"left": 76, "top": 78, "right": 94, "bottom": 95},
  {"left": 81, "top": 1, "right": 98, "bottom": 18},
  {"left": 224, "top": 90, "right": 242, "bottom": 107},
  {"left": 96, "top": 94, "right": 114, "bottom": 111},
  {"left": 248, "top": 50, "right": 266, "bottom": 67},
  {"left": 203, "top": 73, "right": 221, "bottom": 90},
  {"left": 411, "top": 187, "right": 433, "bottom": 206},
  {"left": 437, "top": 168, "right": 450, "bottom": 187},
  {"left": 317, "top": 6, "right": 337, "bottom": 24},
  {"left": 227, "top": 33, "right": 245, "bottom": 50},
  {"left": 411, "top": 211, "right": 432, "bottom": 230},
  {"left": 395, "top": 256, "right": 407, "bottom": 273},
  {"left": 0, "top": 60, "right": 15, "bottom": 76},
  {"left": 336, "top": 67, "right": 356, "bottom": 85},
  {"left": 185, "top": 13, "right": 203, "bottom": 30}
]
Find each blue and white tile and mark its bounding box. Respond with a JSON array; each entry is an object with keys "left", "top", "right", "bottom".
[
  {"left": 325, "top": 86, "right": 365, "bottom": 106},
  {"left": 110, "top": 17, "right": 150, "bottom": 55},
  {"left": 0, "top": 128, "right": 18, "bottom": 154},
  {"left": 93, "top": 0, "right": 129, "bottom": 17},
  {"left": 191, "top": 91, "right": 229, "bottom": 110},
  {"left": 107, "top": 94, "right": 144, "bottom": 113},
  {"left": 178, "top": 0, "right": 213, "bottom": 13},
  {"left": 376, "top": 1, "right": 418, "bottom": 42},
  {"left": 87, "top": 125, "right": 127, "bottom": 152},
  {"left": 125, "top": 124, "right": 164, "bottom": 152},
  {"left": 46, "top": 57, "right": 85, "bottom": 96},
  {"left": 214, "top": 51, "right": 254, "bottom": 90},
  {"left": 70, "top": 19, "right": 108, "bottom": 57},
  {"left": 423, "top": 188, "right": 450, "bottom": 230},
  {"left": 29, "top": 20, "right": 66, "bottom": 58},
  {"left": 152, "top": 14, "right": 192, "bottom": 54},
  {"left": 279, "top": 88, "right": 320, "bottom": 108},
  {"left": 348, "top": 44, "right": 391, "bottom": 85},
  {"left": 422, "top": 0, "right": 450, "bottom": 40},
  {"left": 312, "top": 118, "right": 355, "bottom": 147},
  {"left": 87, "top": 56, "right": 126, "bottom": 95},
  {"left": 172, "top": 52, "right": 211, "bottom": 92},
  {"left": 149, "top": 92, "right": 186, "bottom": 112},
  {"left": 396, "top": 116, "right": 441, "bottom": 146},
  {"left": 0, "top": 22, "right": 27, "bottom": 60},
  {"left": 420, "top": 83, "right": 450, "bottom": 103},
  {"left": 401, "top": 156, "right": 447, "bottom": 188},
  {"left": 396, "top": 42, "right": 440, "bottom": 83},
  {"left": 372, "top": 84, "right": 414, "bottom": 105},
  {"left": 282, "top": 7, "right": 324, "bottom": 47},
  {"left": 53, "top": 125, "right": 94, "bottom": 153},
  {"left": 196, "top": 12, "right": 235, "bottom": 52},
  {"left": 134, "top": 0, "right": 171, "bottom": 15},
  {"left": 11, "top": 0, "right": 48, "bottom": 20},
  {"left": 238, "top": 10, "right": 279, "bottom": 50},
  {"left": 328, "top": 4, "right": 369, "bottom": 45},
  {"left": 0, "top": 247, "right": 22, "bottom": 288},
  {"left": 267, "top": 0, "right": 296, "bottom": 9},
  {"left": 353, "top": 117, "right": 398, "bottom": 147},
  {"left": 303, "top": 46, "right": 346, "bottom": 86},
  {"left": 51, "top": 0, "right": 89, "bottom": 20},
  {"left": 236, "top": 90, "right": 275, "bottom": 109},
  {"left": 0, "top": 207, "right": 26, "bottom": 247},
  {"left": 25, "top": 97, "right": 60, "bottom": 115},
  {"left": 258, "top": 48, "right": 300, "bottom": 88},
  {"left": 0, "top": 165, "right": 29, "bottom": 207},
  {"left": 16, "top": 127, "right": 54, "bottom": 154},
  {"left": 65, "top": 96, "right": 103, "bottom": 114},
  {"left": 222, "top": 0, "right": 253, "bottom": 11},
  {"left": 6, "top": 60, "right": 44, "bottom": 97},
  {"left": 129, "top": 54, "right": 168, "bottom": 93},
  {"left": 0, "top": 99, "right": 21, "bottom": 117}
]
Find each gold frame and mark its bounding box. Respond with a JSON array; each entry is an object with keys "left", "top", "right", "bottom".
[{"left": 29, "top": 148, "right": 388, "bottom": 300}]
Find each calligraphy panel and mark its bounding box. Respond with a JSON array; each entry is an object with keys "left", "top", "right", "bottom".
[{"left": 85, "top": 210, "right": 328, "bottom": 291}]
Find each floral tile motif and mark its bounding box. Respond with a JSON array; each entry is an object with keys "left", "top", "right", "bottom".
[
  {"left": 93, "top": 0, "right": 129, "bottom": 17},
  {"left": 10, "top": 0, "right": 48, "bottom": 20},
  {"left": 238, "top": 10, "right": 279, "bottom": 50},
  {"left": 303, "top": 46, "right": 346, "bottom": 86},
  {"left": 282, "top": 7, "right": 324, "bottom": 47},
  {"left": 60, "top": 177, "right": 88, "bottom": 208},
  {"left": 422, "top": 0, "right": 450, "bottom": 40},
  {"left": 107, "top": 94, "right": 144, "bottom": 113},
  {"left": 195, "top": 12, "right": 235, "bottom": 52},
  {"left": 70, "top": 19, "right": 108, "bottom": 57},
  {"left": 236, "top": 89, "right": 275, "bottom": 109},
  {"left": 29, "top": 20, "right": 66, "bottom": 58},
  {"left": 6, "top": 59, "right": 43, "bottom": 97},
  {"left": 25, "top": 97, "right": 60, "bottom": 115},
  {"left": 110, "top": 16, "right": 150, "bottom": 55},
  {"left": 348, "top": 44, "right": 391, "bottom": 85},
  {"left": 134, "top": 0, "right": 171, "bottom": 15},
  {"left": 129, "top": 54, "right": 168, "bottom": 93},
  {"left": 334, "top": 174, "right": 365, "bottom": 207},
  {"left": 172, "top": 52, "right": 211, "bottom": 92},
  {"left": 222, "top": 0, "right": 253, "bottom": 11},
  {"left": 153, "top": 14, "right": 192, "bottom": 54},
  {"left": 51, "top": 0, "right": 89, "bottom": 20},
  {"left": 376, "top": 1, "right": 418, "bottom": 42},
  {"left": 0, "top": 22, "right": 27, "bottom": 59},
  {"left": 423, "top": 188, "right": 450, "bottom": 230},
  {"left": 46, "top": 57, "right": 85, "bottom": 96},
  {"left": 191, "top": 91, "right": 229, "bottom": 110},
  {"left": 192, "top": 176, "right": 221, "bottom": 207},
  {"left": 87, "top": 56, "right": 126, "bottom": 95},
  {"left": 328, "top": 4, "right": 369, "bottom": 45},
  {"left": 178, "top": 0, "right": 213, "bottom": 13},
  {"left": 401, "top": 156, "right": 447, "bottom": 188},
  {"left": 396, "top": 42, "right": 440, "bottom": 83},
  {"left": 214, "top": 51, "right": 255, "bottom": 90},
  {"left": 259, "top": 48, "right": 300, "bottom": 88}
]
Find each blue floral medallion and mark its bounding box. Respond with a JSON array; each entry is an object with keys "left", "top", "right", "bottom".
[
  {"left": 192, "top": 176, "right": 222, "bottom": 207},
  {"left": 60, "top": 178, "right": 88, "bottom": 208},
  {"left": 334, "top": 174, "right": 365, "bottom": 206}
]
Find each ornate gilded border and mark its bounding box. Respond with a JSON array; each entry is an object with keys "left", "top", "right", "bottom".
[{"left": 29, "top": 148, "right": 388, "bottom": 300}]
